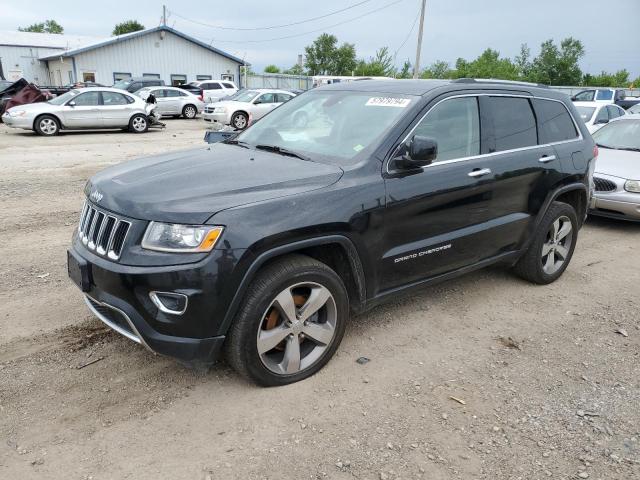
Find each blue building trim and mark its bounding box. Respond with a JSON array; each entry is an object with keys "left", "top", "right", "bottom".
[{"left": 39, "top": 26, "right": 245, "bottom": 65}]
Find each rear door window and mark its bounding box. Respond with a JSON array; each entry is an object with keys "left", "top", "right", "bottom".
[
  {"left": 222, "top": 83, "right": 235, "bottom": 89},
  {"left": 72, "top": 91, "right": 101, "bottom": 106},
  {"left": 595, "top": 107, "right": 608, "bottom": 124},
  {"left": 595, "top": 90, "right": 614, "bottom": 101},
  {"left": 485, "top": 97, "right": 537, "bottom": 152},
  {"left": 533, "top": 99, "right": 579, "bottom": 143},
  {"left": 206, "top": 83, "right": 222, "bottom": 90},
  {"left": 101, "top": 91, "right": 129, "bottom": 105},
  {"left": 606, "top": 105, "right": 623, "bottom": 119},
  {"left": 413, "top": 96, "right": 480, "bottom": 162}
]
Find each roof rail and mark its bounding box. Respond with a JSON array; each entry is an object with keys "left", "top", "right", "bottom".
[{"left": 453, "top": 78, "right": 549, "bottom": 88}]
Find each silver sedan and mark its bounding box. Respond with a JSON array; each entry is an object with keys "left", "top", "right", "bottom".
[
  {"left": 136, "top": 86, "right": 205, "bottom": 119},
  {"left": 1, "top": 87, "right": 149, "bottom": 136},
  {"left": 590, "top": 114, "right": 640, "bottom": 221}
]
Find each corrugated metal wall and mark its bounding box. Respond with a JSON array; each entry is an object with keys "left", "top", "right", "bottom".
[
  {"left": 246, "top": 74, "right": 312, "bottom": 91},
  {"left": 0, "top": 45, "right": 59, "bottom": 84},
  {"left": 73, "top": 30, "right": 241, "bottom": 86}
]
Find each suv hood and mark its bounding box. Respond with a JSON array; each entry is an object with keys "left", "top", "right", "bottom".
[
  {"left": 595, "top": 148, "right": 639, "bottom": 179},
  {"left": 86, "top": 143, "right": 343, "bottom": 224}
]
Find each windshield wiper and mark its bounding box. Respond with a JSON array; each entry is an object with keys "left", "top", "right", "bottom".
[
  {"left": 619, "top": 147, "right": 640, "bottom": 152},
  {"left": 223, "top": 139, "right": 250, "bottom": 148},
  {"left": 255, "top": 144, "right": 310, "bottom": 161}
]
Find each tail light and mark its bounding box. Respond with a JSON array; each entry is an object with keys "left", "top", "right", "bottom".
[
  {"left": 593, "top": 144, "right": 598, "bottom": 159},
  {"left": 198, "top": 90, "right": 204, "bottom": 102}
]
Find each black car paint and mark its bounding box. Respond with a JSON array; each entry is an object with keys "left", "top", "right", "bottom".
[{"left": 69, "top": 80, "right": 595, "bottom": 365}]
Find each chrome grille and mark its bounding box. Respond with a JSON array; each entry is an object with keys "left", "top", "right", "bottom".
[
  {"left": 593, "top": 176, "right": 617, "bottom": 192},
  {"left": 78, "top": 201, "right": 131, "bottom": 260},
  {"left": 204, "top": 106, "right": 215, "bottom": 113}
]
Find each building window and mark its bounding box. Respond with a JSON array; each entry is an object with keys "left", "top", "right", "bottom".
[
  {"left": 221, "top": 74, "right": 234, "bottom": 81},
  {"left": 171, "top": 74, "right": 187, "bottom": 86},
  {"left": 113, "top": 72, "right": 132, "bottom": 82},
  {"left": 143, "top": 73, "right": 161, "bottom": 79},
  {"left": 197, "top": 75, "right": 212, "bottom": 81},
  {"left": 82, "top": 72, "right": 96, "bottom": 82}
]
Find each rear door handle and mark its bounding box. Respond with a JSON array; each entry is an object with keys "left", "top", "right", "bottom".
[
  {"left": 539, "top": 154, "right": 557, "bottom": 163},
  {"left": 468, "top": 168, "right": 492, "bottom": 178}
]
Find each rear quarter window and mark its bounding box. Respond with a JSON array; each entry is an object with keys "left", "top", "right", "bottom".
[
  {"left": 533, "top": 99, "right": 579, "bottom": 143},
  {"left": 485, "top": 96, "right": 537, "bottom": 152}
]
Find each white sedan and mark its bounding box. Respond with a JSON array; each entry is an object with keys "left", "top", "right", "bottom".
[
  {"left": 574, "top": 101, "right": 626, "bottom": 134},
  {"left": 136, "top": 86, "right": 204, "bottom": 119},
  {"left": 203, "top": 89, "right": 296, "bottom": 130}
]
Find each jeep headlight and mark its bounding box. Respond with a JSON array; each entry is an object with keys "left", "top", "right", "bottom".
[
  {"left": 624, "top": 180, "right": 640, "bottom": 193},
  {"left": 142, "top": 222, "right": 224, "bottom": 253}
]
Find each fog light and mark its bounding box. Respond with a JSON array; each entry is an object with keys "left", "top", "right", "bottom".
[{"left": 149, "top": 291, "right": 188, "bottom": 315}]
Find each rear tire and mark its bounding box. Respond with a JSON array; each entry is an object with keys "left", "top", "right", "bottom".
[
  {"left": 34, "top": 115, "right": 60, "bottom": 136},
  {"left": 128, "top": 114, "right": 148, "bottom": 133},
  {"left": 513, "top": 201, "right": 578, "bottom": 284},
  {"left": 182, "top": 104, "right": 197, "bottom": 119},
  {"left": 225, "top": 254, "right": 349, "bottom": 386}
]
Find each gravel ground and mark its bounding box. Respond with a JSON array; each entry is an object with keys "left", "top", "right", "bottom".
[{"left": 0, "top": 121, "right": 638, "bottom": 480}]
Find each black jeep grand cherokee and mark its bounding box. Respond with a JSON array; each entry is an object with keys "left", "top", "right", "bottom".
[{"left": 68, "top": 79, "right": 595, "bottom": 386}]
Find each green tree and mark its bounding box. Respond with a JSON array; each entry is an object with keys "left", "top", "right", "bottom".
[
  {"left": 112, "top": 20, "right": 145, "bottom": 36},
  {"left": 529, "top": 38, "right": 584, "bottom": 85},
  {"left": 264, "top": 65, "right": 280, "bottom": 74},
  {"left": 514, "top": 44, "right": 532, "bottom": 80},
  {"left": 397, "top": 60, "right": 412, "bottom": 79},
  {"left": 462, "top": 48, "right": 519, "bottom": 80},
  {"left": 283, "top": 64, "right": 305, "bottom": 75},
  {"left": 420, "top": 60, "right": 453, "bottom": 79},
  {"left": 18, "top": 19, "right": 64, "bottom": 34},
  {"left": 304, "top": 33, "right": 357, "bottom": 75},
  {"left": 354, "top": 47, "right": 395, "bottom": 76}
]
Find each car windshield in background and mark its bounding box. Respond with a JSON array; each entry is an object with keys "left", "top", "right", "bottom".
[
  {"left": 576, "top": 106, "right": 596, "bottom": 122},
  {"left": 231, "top": 90, "right": 259, "bottom": 102},
  {"left": 47, "top": 89, "right": 79, "bottom": 105},
  {"left": 112, "top": 80, "right": 132, "bottom": 90},
  {"left": 593, "top": 119, "right": 640, "bottom": 151},
  {"left": 595, "top": 90, "right": 614, "bottom": 101},
  {"left": 236, "top": 90, "right": 416, "bottom": 165}
]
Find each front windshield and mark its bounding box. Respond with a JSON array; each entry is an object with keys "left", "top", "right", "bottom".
[
  {"left": 236, "top": 90, "right": 416, "bottom": 165},
  {"left": 576, "top": 106, "right": 596, "bottom": 122},
  {"left": 593, "top": 119, "right": 640, "bottom": 151},
  {"left": 112, "top": 80, "right": 132, "bottom": 90},
  {"left": 230, "top": 90, "right": 259, "bottom": 103},
  {"left": 47, "top": 89, "right": 79, "bottom": 105}
]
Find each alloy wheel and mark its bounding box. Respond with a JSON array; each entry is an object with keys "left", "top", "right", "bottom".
[
  {"left": 233, "top": 114, "right": 247, "bottom": 129},
  {"left": 184, "top": 106, "right": 196, "bottom": 118},
  {"left": 257, "top": 282, "right": 337, "bottom": 375},
  {"left": 541, "top": 215, "right": 573, "bottom": 275},
  {"left": 132, "top": 116, "right": 147, "bottom": 132},
  {"left": 39, "top": 118, "right": 57, "bottom": 135}
]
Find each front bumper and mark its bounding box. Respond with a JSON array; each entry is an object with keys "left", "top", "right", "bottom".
[
  {"left": 589, "top": 173, "right": 640, "bottom": 221},
  {"left": 203, "top": 111, "right": 230, "bottom": 125},
  {"left": 68, "top": 235, "right": 248, "bottom": 365}
]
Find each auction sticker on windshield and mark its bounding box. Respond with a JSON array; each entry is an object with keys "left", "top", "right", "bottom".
[{"left": 365, "top": 97, "right": 411, "bottom": 107}]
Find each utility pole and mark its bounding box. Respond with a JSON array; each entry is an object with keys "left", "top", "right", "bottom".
[
  {"left": 162, "top": 5, "right": 167, "bottom": 26},
  {"left": 413, "top": 0, "right": 427, "bottom": 79}
]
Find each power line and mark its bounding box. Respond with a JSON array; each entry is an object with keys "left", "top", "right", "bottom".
[
  {"left": 168, "top": 0, "right": 374, "bottom": 31},
  {"left": 393, "top": 4, "right": 421, "bottom": 60},
  {"left": 174, "top": 0, "right": 405, "bottom": 44}
]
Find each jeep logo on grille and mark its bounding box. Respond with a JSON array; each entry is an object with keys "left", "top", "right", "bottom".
[{"left": 89, "top": 190, "right": 103, "bottom": 203}]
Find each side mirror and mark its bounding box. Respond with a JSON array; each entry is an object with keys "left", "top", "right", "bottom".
[
  {"left": 394, "top": 135, "right": 438, "bottom": 169},
  {"left": 68, "top": 101, "right": 76, "bottom": 107},
  {"left": 253, "top": 99, "right": 262, "bottom": 105},
  {"left": 596, "top": 118, "right": 609, "bottom": 125}
]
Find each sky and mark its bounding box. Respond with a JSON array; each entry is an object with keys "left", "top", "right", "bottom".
[{"left": 1, "top": 0, "right": 639, "bottom": 78}]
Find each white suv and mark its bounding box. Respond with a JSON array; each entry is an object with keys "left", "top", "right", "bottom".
[{"left": 187, "top": 80, "right": 238, "bottom": 103}]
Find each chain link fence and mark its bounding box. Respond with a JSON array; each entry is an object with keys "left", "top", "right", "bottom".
[{"left": 245, "top": 73, "right": 312, "bottom": 91}]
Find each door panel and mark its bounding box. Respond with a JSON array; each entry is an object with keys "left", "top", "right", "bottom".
[
  {"left": 101, "top": 91, "right": 132, "bottom": 127},
  {"left": 154, "top": 89, "right": 171, "bottom": 114},
  {"left": 61, "top": 91, "right": 102, "bottom": 128},
  {"left": 252, "top": 93, "right": 278, "bottom": 120}
]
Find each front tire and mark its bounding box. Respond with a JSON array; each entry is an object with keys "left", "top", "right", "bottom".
[
  {"left": 35, "top": 115, "right": 60, "bottom": 136},
  {"left": 513, "top": 201, "right": 578, "bottom": 284},
  {"left": 231, "top": 111, "right": 248, "bottom": 130},
  {"left": 182, "top": 104, "right": 197, "bottom": 119},
  {"left": 128, "top": 114, "right": 148, "bottom": 133},
  {"left": 225, "top": 254, "right": 349, "bottom": 386}
]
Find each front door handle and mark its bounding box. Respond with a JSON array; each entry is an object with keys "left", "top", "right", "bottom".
[
  {"left": 468, "top": 168, "right": 492, "bottom": 178},
  {"left": 539, "top": 154, "right": 557, "bottom": 163}
]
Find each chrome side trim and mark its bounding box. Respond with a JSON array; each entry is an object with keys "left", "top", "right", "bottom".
[
  {"left": 149, "top": 291, "right": 189, "bottom": 315},
  {"left": 386, "top": 93, "right": 584, "bottom": 174},
  {"left": 84, "top": 295, "right": 153, "bottom": 353}
]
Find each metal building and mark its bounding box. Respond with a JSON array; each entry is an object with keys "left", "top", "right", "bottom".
[{"left": 0, "top": 26, "right": 246, "bottom": 87}]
